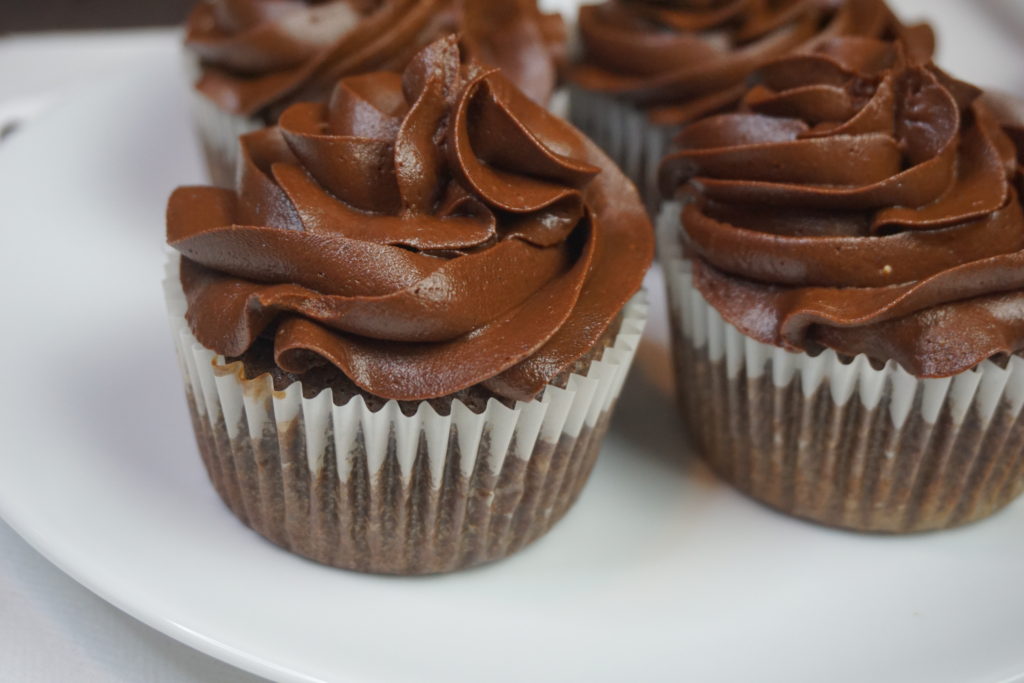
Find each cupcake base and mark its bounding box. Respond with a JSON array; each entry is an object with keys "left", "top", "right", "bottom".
[
  {"left": 673, "top": 330, "right": 1024, "bottom": 533},
  {"left": 660, "top": 203, "right": 1024, "bottom": 533},
  {"left": 568, "top": 86, "right": 675, "bottom": 214},
  {"left": 185, "top": 393, "right": 615, "bottom": 574},
  {"left": 166, "top": 259, "right": 647, "bottom": 574}
]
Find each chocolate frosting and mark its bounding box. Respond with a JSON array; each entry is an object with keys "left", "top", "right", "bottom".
[
  {"left": 660, "top": 36, "right": 1024, "bottom": 377},
  {"left": 572, "top": 0, "right": 934, "bottom": 126},
  {"left": 168, "top": 36, "right": 653, "bottom": 402},
  {"left": 186, "top": 0, "right": 566, "bottom": 118}
]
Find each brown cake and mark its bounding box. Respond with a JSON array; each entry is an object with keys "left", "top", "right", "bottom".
[
  {"left": 165, "top": 36, "right": 653, "bottom": 574},
  {"left": 659, "top": 35, "right": 1024, "bottom": 533}
]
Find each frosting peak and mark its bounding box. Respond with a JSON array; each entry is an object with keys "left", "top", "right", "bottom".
[
  {"left": 660, "top": 36, "right": 1024, "bottom": 377},
  {"left": 572, "top": 0, "right": 934, "bottom": 126},
  {"left": 169, "top": 36, "right": 652, "bottom": 402},
  {"left": 186, "top": 0, "right": 566, "bottom": 118}
]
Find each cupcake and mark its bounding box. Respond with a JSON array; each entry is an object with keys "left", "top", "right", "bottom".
[
  {"left": 165, "top": 36, "right": 653, "bottom": 574},
  {"left": 659, "top": 36, "right": 1024, "bottom": 533},
  {"left": 185, "top": 0, "right": 567, "bottom": 186},
  {"left": 569, "top": 0, "right": 933, "bottom": 211}
]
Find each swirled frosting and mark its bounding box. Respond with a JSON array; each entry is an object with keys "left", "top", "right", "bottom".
[
  {"left": 660, "top": 36, "right": 1024, "bottom": 377},
  {"left": 185, "top": 0, "right": 566, "bottom": 119},
  {"left": 572, "top": 0, "right": 933, "bottom": 126},
  {"left": 168, "top": 36, "right": 652, "bottom": 402}
]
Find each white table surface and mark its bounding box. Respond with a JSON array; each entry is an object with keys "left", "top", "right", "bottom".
[{"left": 2, "top": 3, "right": 1023, "bottom": 682}]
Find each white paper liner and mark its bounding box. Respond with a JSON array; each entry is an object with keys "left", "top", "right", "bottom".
[
  {"left": 568, "top": 86, "right": 676, "bottom": 213},
  {"left": 658, "top": 201, "right": 1024, "bottom": 532},
  {"left": 181, "top": 50, "right": 261, "bottom": 188},
  {"left": 658, "top": 201, "right": 1024, "bottom": 429},
  {"left": 189, "top": 91, "right": 262, "bottom": 189},
  {"left": 163, "top": 255, "right": 648, "bottom": 571},
  {"left": 547, "top": 86, "right": 571, "bottom": 121}
]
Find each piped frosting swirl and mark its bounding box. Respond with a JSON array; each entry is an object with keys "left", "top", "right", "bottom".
[
  {"left": 572, "top": 0, "right": 933, "bottom": 126},
  {"left": 660, "top": 36, "right": 1024, "bottom": 377},
  {"left": 186, "top": 0, "right": 566, "bottom": 118},
  {"left": 169, "top": 36, "right": 653, "bottom": 402}
]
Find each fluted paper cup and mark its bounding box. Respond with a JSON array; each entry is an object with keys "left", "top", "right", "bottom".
[
  {"left": 659, "top": 202, "right": 1024, "bottom": 533},
  {"left": 189, "top": 91, "right": 263, "bottom": 188},
  {"left": 164, "top": 257, "right": 648, "bottom": 574},
  {"left": 183, "top": 52, "right": 262, "bottom": 188},
  {"left": 568, "top": 87, "right": 675, "bottom": 214}
]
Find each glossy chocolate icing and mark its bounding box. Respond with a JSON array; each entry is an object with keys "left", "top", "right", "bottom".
[
  {"left": 572, "top": 0, "right": 933, "bottom": 126},
  {"left": 186, "top": 0, "right": 566, "bottom": 118},
  {"left": 169, "top": 36, "right": 653, "bottom": 402},
  {"left": 660, "top": 36, "right": 1024, "bottom": 378}
]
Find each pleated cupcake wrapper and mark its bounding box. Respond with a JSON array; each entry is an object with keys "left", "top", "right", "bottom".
[
  {"left": 164, "top": 257, "right": 648, "bottom": 573},
  {"left": 568, "top": 86, "right": 676, "bottom": 214},
  {"left": 658, "top": 202, "right": 1024, "bottom": 532},
  {"left": 183, "top": 51, "right": 263, "bottom": 188},
  {"left": 189, "top": 91, "right": 263, "bottom": 188}
]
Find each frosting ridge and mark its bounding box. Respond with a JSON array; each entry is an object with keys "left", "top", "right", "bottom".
[
  {"left": 170, "top": 36, "right": 652, "bottom": 401},
  {"left": 572, "top": 0, "right": 934, "bottom": 126},
  {"left": 660, "top": 36, "right": 1024, "bottom": 377},
  {"left": 186, "top": 0, "right": 566, "bottom": 118}
]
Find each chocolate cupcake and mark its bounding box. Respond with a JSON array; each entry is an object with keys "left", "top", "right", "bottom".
[
  {"left": 569, "top": 0, "right": 933, "bottom": 211},
  {"left": 165, "top": 36, "right": 653, "bottom": 574},
  {"left": 659, "top": 36, "right": 1024, "bottom": 533},
  {"left": 185, "top": 0, "right": 566, "bottom": 186}
]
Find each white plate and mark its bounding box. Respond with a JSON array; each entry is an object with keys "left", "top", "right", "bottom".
[{"left": 2, "top": 11, "right": 1024, "bottom": 683}]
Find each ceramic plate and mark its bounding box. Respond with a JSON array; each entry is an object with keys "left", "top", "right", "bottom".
[{"left": 1, "top": 7, "right": 1024, "bottom": 683}]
